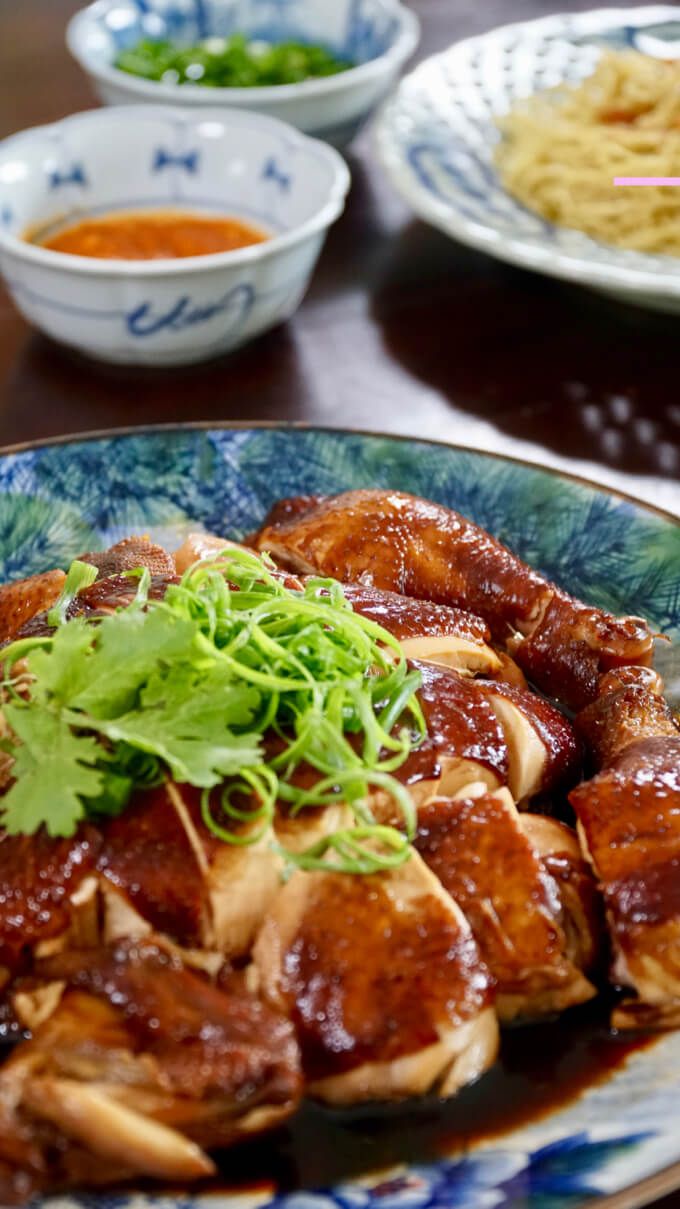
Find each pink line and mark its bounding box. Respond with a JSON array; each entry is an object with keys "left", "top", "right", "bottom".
[{"left": 614, "top": 177, "right": 680, "bottom": 186}]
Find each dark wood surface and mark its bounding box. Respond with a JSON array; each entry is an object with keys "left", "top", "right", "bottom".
[{"left": 0, "top": 0, "right": 679, "bottom": 518}]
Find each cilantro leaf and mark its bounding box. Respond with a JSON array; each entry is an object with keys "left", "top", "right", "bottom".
[
  {"left": 1, "top": 705, "right": 104, "bottom": 837},
  {"left": 69, "top": 607, "right": 199, "bottom": 719},
  {"left": 27, "top": 619, "right": 97, "bottom": 706},
  {"left": 70, "top": 665, "right": 262, "bottom": 787}
]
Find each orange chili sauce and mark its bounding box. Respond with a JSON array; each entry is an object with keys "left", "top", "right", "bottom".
[{"left": 34, "top": 209, "right": 268, "bottom": 260}]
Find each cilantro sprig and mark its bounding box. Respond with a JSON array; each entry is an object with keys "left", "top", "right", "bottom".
[{"left": 0, "top": 549, "right": 425, "bottom": 873}]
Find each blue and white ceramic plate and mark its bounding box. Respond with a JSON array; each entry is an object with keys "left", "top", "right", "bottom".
[
  {"left": 375, "top": 6, "right": 680, "bottom": 314},
  {"left": 2, "top": 423, "right": 680, "bottom": 1209}
]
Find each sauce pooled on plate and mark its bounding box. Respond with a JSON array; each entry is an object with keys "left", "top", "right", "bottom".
[{"left": 35, "top": 209, "right": 268, "bottom": 260}]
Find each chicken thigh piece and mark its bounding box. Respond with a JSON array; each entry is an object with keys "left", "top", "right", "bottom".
[
  {"left": 414, "top": 787, "right": 597, "bottom": 1021},
  {"left": 253, "top": 490, "right": 654, "bottom": 709},
  {"left": 0, "top": 938, "right": 301, "bottom": 1201},
  {"left": 253, "top": 852, "right": 498, "bottom": 1104},
  {"left": 570, "top": 669, "right": 680, "bottom": 1027}
]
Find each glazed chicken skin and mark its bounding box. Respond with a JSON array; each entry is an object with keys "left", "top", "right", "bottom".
[
  {"left": 253, "top": 852, "right": 498, "bottom": 1104},
  {"left": 0, "top": 570, "right": 66, "bottom": 645},
  {"left": 0, "top": 938, "right": 301, "bottom": 1204},
  {"left": 0, "top": 537, "right": 176, "bottom": 647},
  {"left": 253, "top": 490, "right": 654, "bottom": 709},
  {"left": 570, "top": 668, "right": 680, "bottom": 1028},
  {"left": 414, "top": 786, "right": 598, "bottom": 1021},
  {"left": 371, "top": 661, "right": 580, "bottom": 813}
]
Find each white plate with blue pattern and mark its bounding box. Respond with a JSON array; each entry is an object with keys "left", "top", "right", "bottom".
[
  {"left": 374, "top": 6, "right": 680, "bottom": 314},
  {"left": 3, "top": 422, "right": 680, "bottom": 1209}
]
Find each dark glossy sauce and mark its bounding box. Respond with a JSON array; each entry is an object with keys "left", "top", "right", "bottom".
[
  {"left": 150, "top": 998, "right": 656, "bottom": 1200},
  {"left": 0, "top": 995, "right": 654, "bottom": 1197}
]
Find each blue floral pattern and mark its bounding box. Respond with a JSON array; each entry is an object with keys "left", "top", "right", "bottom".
[
  {"left": 4, "top": 425, "right": 679, "bottom": 1209},
  {"left": 36, "top": 1133, "right": 660, "bottom": 1209}
]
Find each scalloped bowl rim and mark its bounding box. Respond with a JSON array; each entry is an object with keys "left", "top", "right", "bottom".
[
  {"left": 0, "top": 106, "right": 351, "bottom": 276},
  {"left": 66, "top": 0, "right": 421, "bottom": 105},
  {"left": 375, "top": 4, "right": 680, "bottom": 299}
]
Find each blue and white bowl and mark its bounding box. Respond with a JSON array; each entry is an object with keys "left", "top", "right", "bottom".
[
  {"left": 0, "top": 105, "right": 350, "bottom": 366},
  {"left": 375, "top": 5, "right": 680, "bottom": 315},
  {"left": 67, "top": 0, "right": 420, "bottom": 148}
]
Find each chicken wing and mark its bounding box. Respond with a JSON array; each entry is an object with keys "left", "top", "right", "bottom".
[
  {"left": 253, "top": 853, "right": 498, "bottom": 1104},
  {"left": 254, "top": 491, "right": 654, "bottom": 709}
]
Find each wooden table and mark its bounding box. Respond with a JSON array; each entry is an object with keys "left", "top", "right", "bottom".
[{"left": 0, "top": 0, "right": 678, "bottom": 517}]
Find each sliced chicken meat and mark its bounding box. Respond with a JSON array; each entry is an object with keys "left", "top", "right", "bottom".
[
  {"left": 166, "top": 784, "right": 283, "bottom": 959},
  {"left": 253, "top": 490, "right": 654, "bottom": 709},
  {"left": 335, "top": 584, "right": 502, "bottom": 676},
  {"left": 174, "top": 531, "right": 256, "bottom": 574},
  {"left": 0, "top": 938, "right": 301, "bottom": 1201},
  {"left": 389, "top": 661, "right": 509, "bottom": 807},
  {"left": 253, "top": 852, "right": 498, "bottom": 1104},
  {"left": 374, "top": 661, "right": 579, "bottom": 815},
  {"left": 570, "top": 668, "right": 680, "bottom": 1027},
  {"left": 414, "top": 786, "right": 597, "bottom": 1021},
  {"left": 519, "top": 814, "right": 602, "bottom": 979},
  {"left": 9, "top": 571, "right": 178, "bottom": 644},
  {"left": 473, "top": 680, "right": 581, "bottom": 802},
  {"left": 1, "top": 781, "right": 283, "bottom": 1006},
  {"left": 0, "top": 537, "right": 177, "bottom": 650}
]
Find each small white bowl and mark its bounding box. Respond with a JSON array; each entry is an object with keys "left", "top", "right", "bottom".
[
  {"left": 0, "top": 105, "right": 350, "bottom": 367},
  {"left": 66, "top": 0, "right": 420, "bottom": 148}
]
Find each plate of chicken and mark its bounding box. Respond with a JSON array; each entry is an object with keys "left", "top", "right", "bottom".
[{"left": 0, "top": 423, "right": 679, "bottom": 1209}]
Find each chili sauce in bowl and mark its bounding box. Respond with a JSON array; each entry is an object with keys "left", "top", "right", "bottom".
[{"left": 34, "top": 209, "right": 268, "bottom": 261}]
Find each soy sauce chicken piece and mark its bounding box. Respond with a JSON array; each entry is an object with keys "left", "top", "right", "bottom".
[
  {"left": 0, "top": 570, "right": 66, "bottom": 644},
  {"left": 253, "top": 490, "right": 654, "bottom": 709},
  {"left": 373, "top": 662, "right": 578, "bottom": 814},
  {"left": 473, "top": 680, "right": 581, "bottom": 802},
  {"left": 0, "top": 778, "right": 286, "bottom": 1007},
  {"left": 253, "top": 853, "right": 498, "bottom": 1104},
  {"left": 336, "top": 584, "right": 503, "bottom": 677},
  {"left": 8, "top": 571, "right": 178, "bottom": 644},
  {"left": 0, "top": 539, "right": 176, "bottom": 648},
  {"left": 0, "top": 938, "right": 301, "bottom": 1200},
  {"left": 570, "top": 668, "right": 680, "bottom": 1027},
  {"left": 414, "top": 787, "right": 598, "bottom": 1021}
]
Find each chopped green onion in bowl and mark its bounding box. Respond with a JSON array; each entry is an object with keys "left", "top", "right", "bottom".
[{"left": 114, "top": 35, "right": 354, "bottom": 89}]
